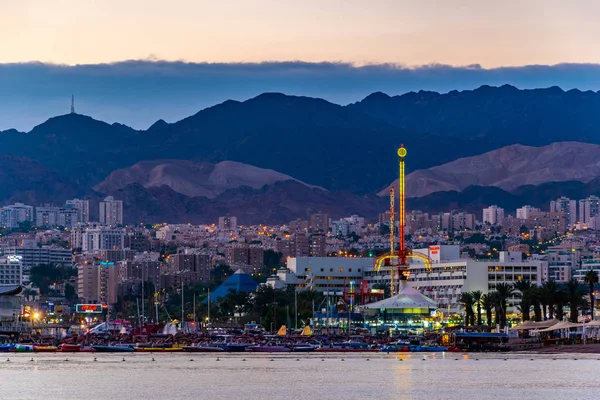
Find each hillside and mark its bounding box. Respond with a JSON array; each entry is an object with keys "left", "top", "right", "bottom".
[
  {"left": 382, "top": 142, "right": 600, "bottom": 198},
  {"left": 95, "top": 160, "right": 320, "bottom": 198},
  {"left": 106, "top": 181, "right": 387, "bottom": 224}
]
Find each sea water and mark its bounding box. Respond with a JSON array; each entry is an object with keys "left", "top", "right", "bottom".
[{"left": 0, "top": 352, "right": 598, "bottom": 400}]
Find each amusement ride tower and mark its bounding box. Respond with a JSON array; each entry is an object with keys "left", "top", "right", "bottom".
[{"left": 375, "top": 145, "right": 431, "bottom": 296}]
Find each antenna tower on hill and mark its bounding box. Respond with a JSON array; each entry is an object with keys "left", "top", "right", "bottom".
[{"left": 71, "top": 94, "right": 75, "bottom": 114}]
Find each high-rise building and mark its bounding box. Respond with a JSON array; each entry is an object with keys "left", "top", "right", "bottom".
[
  {"left": 482, "top": 205, "right": 505, "bottom": 225},
  {"left": 309, "top": 213, "right": 329, "bottom": 232},
  {"left": 35, "top": 206, "right": 79, "bottom": 228},
  {"left": 0, "top": 256, "right": 23, "bottom": 286},
  {"left": 224, "top": 245, "right": 265, "bottom": 273},
  {"left": 169, "top": 250, "right": 212, "bottom": 283},
  {"left": 66, "top": 199, "right": 90, "bottom": 223},
  {"left": 117, "top": 259, "right": 162, "bottom": 290},
  {"left": 81, "top": 228, "right": 125, "bottom": 252},
  {"left": 516, "top": 205, "right": 540, "bottom": 220},
  {"left": 276, "top": 234, "right": 326, "bottom": 258},
  {"left": 579, "top": 196, "right": 600, "bottom": 225},
  {"left": 99, "top": 196, "right": 123, "bottom": 226},
  {"left": 77, "top": 262, "right": 118, "bottom": 305},
  {"left": 288, "top": 219, "right": 308, "bottom": 233},
  {"left": 5, "top": 245, "right": 72, "bottom": 269},
  {"left": 309, "top": 234, "right": 327, "bottom": 257},
  {"left": 0, "top": 203, "right": 34, "bottom": 229},
  {"left": 218, "top": 216, "right": 237, "bottom": 231},
  {"left": 550, "top": 197, "right": 577, "bottom": 226}
]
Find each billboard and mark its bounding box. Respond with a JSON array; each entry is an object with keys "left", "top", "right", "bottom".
[{"left": 75, "top": 304, "right": 104, "bottom": 314}]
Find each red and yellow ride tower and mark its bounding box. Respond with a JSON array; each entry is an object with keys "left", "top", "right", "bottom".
[{"left": 374, "top": 145, "right": 431, "bottom": 297}]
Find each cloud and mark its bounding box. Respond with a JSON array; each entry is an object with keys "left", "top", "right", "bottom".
[{"left": 1, "top": 61, "right": 600, "bottom": 131}]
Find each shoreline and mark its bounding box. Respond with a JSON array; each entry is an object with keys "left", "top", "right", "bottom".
[{"left": 530, "top": 343, "right": 600, "bottom": 354}]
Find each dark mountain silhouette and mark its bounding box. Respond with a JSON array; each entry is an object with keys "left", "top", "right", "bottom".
[
  {"left": 0, "top": 155, "right": 91, "bottom": 205},
  {"left": 349, "top": 85, "right": 600, "bottom": 145},
  {"left": 0, "top": 93, "right": 495, "bottom": 193}
]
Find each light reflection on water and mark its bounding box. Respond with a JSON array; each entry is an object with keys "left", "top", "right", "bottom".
[{"left": 1, "top": 353, "right": 599, "bottom": 400}]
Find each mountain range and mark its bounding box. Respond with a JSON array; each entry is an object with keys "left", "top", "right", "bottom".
[{"left": 3, "top": 85, "right": 600, "bottom": 223}]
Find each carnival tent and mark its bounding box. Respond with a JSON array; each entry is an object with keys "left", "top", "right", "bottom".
[
  {"left": 537, "top": 321, "right": 583, "bottom": 332},
  {"left": 361, "top": 284, "right": 437, "bottom": 315},
  {"left": 510, "top": 319, "right": 559, "bottom": 330}
]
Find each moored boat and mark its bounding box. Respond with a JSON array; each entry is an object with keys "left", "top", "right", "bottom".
[
  {"left": 33, "top": 345, "right": 58, "bottom": 352},
  {"left": 182, "top": 346, "right": 224, "bottom": 353},
  {"left": 135, "top": 347, "right": 183, "bottom": 352},
  {"left": 222, "top": 343, "right": 249, "bottom": 352},
  {"left": 92, "top": 345, "right": 135, "bottom": 353},
  {"left": 248, "top": 345, "right": 290, "bottom": 352}
]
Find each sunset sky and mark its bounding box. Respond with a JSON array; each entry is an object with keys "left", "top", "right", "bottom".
[
  {"left": 2, "top": 1, "right": 600, "bottom": 131},
  {"left": 2, "top": 0, "right": 599, "bottom": 67}
]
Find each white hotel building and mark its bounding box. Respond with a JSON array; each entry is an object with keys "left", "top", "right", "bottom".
[{"left": 274, "top": 245, "right": 544, "bottom": 315}]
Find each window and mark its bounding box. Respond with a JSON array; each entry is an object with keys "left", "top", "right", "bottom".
[
  {"left": 358, "top": 269, "right": 361, "bottom": 272},
  {"left": 330, "top": 268, "right": 333, "bottom": 272},
  {"left": 348, "top": 268, "right": 352, "bottom": 272}
]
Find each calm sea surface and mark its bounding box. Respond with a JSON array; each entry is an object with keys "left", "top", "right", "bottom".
[{"left": 1, "top": 352, "right": 599, "bottom": 400}]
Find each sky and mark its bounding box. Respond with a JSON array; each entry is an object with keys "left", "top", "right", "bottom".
[{"left": 2, "top": 0, "right": 600, "bottom": 131}]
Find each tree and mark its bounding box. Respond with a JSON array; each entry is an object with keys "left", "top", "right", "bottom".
[
  {"left": 372, "top": 283, "right": 391, "bottom": 299},
  {"left": 480, "top": 294, "right": 494, "bottom": 328},
  {"left": 541, "top": 280, "right": 558, "bottom": 320},
  {"left": 471, "top": 290, "right": 483, "bottom": 326},
  {"left": 459, "top": 292, "right": 475, "bottom": 327},
  {"left": 513, "top": 280, "right": 535, "bottom": 322},
  {"left": 565, "top": 279, "right": 587, "bottom": 323},
  {"left": 584, "top": 270, "right": 599, "bottom": 320},
  {"left": 554, "top": 290, "right": 568, "bottom": 321},
  {"left": 64, "top": 283, "right": 78, "bottom": 302},
  {"left": 210, "top": 264, "right": 233, "bottom": 283},
  {"left": 494, "top": 283, "right": 516, "bottom": 328}
]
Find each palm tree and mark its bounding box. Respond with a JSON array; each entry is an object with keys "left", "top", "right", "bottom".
[
  {"left": 513, "top": 280, "right": 534, "bottom": 321},
  {"left": 541, "top": 280, "right": 558, "bottom": 320},
  {"left": 494, "top": 283, "right": 516, "bottom": 328},
  {"left": 565, "top": 279, "right": 587, "bottom": 323},
  {"left": 554, "top": 289, "right": 568, "bottom": 321},
  {"left": 471, "top": 290, "right": 483, "bottom": 326},
  {"left": 584, "top": 270, "right": 599, "bottom": 320},
  {"left": 490, "top": 291, "right": 502, "bottom": 327},
  {"left": 480, "top": 293, "right": 494, "bottom": 329},
  {"left": 459, "top": 292, "right": 475, "bottom": 327}
]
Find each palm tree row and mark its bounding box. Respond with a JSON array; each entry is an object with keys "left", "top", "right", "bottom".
[
  {"left": 460, "top": 283, "right": 515, "bottom": 329},
  {"left": 459, "top": 273, "right": 597, "bottom": 329},
  {"left": 513, "top": 276, "right": 595, "bottom": 324}
]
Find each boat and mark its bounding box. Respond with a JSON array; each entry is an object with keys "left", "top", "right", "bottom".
[
  {"left": 182, "top": 346, "right": 224, "bottom": 353},
  {"left": 222, "top": 343, "right": 249, "bottom": 352},
  {"left": 14, "top": 344, "right": 34, "bottom": 353},
  {"left": 92, "top": 345, "right": 135, "bottom": 353},
  {"left": 248, "top": 345, "right": 290, "bottom": 352},
  {"left": 380, "top": 344, "right": 411, "bottom": 352},
  {"left": 316, "top": 342, "right": 377, "bottom": 352},
  {"left": 411, "top": 345, "right": 447, "bottom": 352},
  {"left": 135, "top": 347, "right": 183, "bottom": 352},
  {"left": 33, "top": 345, "right": 58, "bottom": 352},
  {"left": 291, "top": 345, "right": 316, "bottom": 352},
  {"left": 0, "top": 344, "right": 15, "bottom": 353}
]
